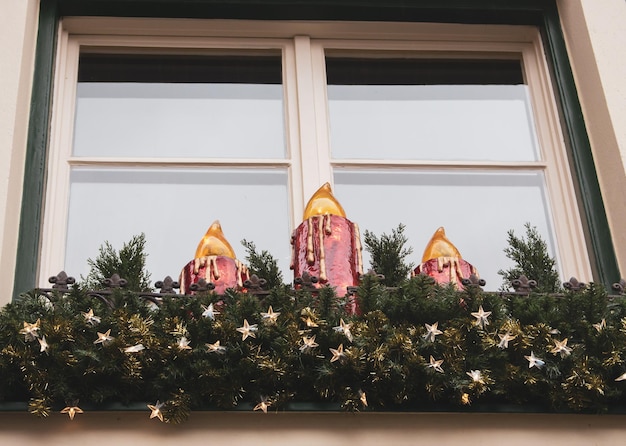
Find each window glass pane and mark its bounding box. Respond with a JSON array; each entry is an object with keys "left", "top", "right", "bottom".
[
  {"left": 73, "top": 54, "right": 285, "bottom": 159},
  {"left": 326, "top": 58, "right": 539, "bottom": 162},
  {"left": 334, "top": 169, "right": 557, "bottom": 290},
  {"left": 65, "top": 167, "right": 291, "bottom": 283}
]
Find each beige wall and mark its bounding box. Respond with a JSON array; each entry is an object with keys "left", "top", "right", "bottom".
[
  {"left": 0, "top": 0, "right": 38, "bottom": 305},
  {"left": 0, "top": 411, "right": 626, "bottom": 445},
  {"left": 558, "top": 0, "right": 626, "bottom": 277}
]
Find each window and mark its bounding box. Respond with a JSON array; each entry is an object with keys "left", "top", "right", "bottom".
[{"left": 39, "top": 19, "right": 592, "bottom": 289}]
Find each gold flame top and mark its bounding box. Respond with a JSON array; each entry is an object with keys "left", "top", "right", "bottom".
[
  {"left": 302, "top": 183, "right": 346, "bottom": 220},
  {"left": 421, "top": 227, "right": 462, "bottom": 262},
  {"left": 194, "top": 220, "right": 236, "bottom": 259}
]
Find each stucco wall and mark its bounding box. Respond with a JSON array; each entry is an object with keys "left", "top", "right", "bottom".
[
  {"left": 0, "top": 411, "right": 626, "bottom": 445},
  {"left": 0, "top": 0, "right": 38, "bottom": 306},
  {"left": 558, "top": 0, "right": 626, "bottom": 279}
]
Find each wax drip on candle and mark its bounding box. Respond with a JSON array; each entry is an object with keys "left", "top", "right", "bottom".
[
  {"left": 354, "top": 223, "right": 364, "bottom": 276},
  {"left": 235, "top": 260, "right": 249, "bottom": 288},
  {"left": 318, "top": 216, "right": 327, "bottom": 281},
  {"left": 306, "top": 218, "right": 315, "bottom": 265},
  {"left": 290, "top": 232, "right": 296, "bottom": 270}
]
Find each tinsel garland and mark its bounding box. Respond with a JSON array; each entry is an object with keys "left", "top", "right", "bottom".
[{"left": 1, "top": 273, "right": 626, "bottom": 423}]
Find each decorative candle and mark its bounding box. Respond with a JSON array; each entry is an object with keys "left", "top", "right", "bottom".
[
  {"left": 413, "top": 227, "right": 479, "bottom": 289},
  {"left": 290, "top": 183, "right": 363, "bottom": 297},
  {"left": 179, "top": 220, "right": 249, "bottom": 295}
]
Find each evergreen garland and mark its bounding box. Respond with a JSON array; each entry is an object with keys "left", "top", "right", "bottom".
[
  {"left": 2, "top": 274, "right": 626, "bottom": 422},
  {"left": 2, "top": 230, "right": 626, "bottom": 423}
]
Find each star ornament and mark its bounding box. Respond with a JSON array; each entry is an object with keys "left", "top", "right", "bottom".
[
  {"left": 148, "top": 401, "right": 165, "bottom": 422},
  {"left": 254, "top": 399, "right": 270, "bottom": 413},
  {"left": 333, "top": 319, "right": 353, "bottom": 342},
  {"left": 497, "top": 332, "right": 516, "bottom": 349},
  {"left": 471, "top": 306, "right": 492, "bottom": 330},
  {"left": 38, "top": 336, "right": 49, "bottom": 354},
  {"left": 466, "top": 370, "right": 485, "bottom": 384},
  {"left": 93, "top": 329, "right": 114, "bottom": 345},
  {"left": 359, "top": 390, "right": 368, "bottom": 407},
  {"left": 423, "top": 322, "right": 443, "bottom": 342},
  {"left": 300, "top": 335, "right": 319, "bottom": 352},
  {"left": 19, "top": 319, "right": 41, "bottom": 342},
  {"left": 329, "top": 344, "right": 345, "bottom": 363},
  {"left": 236, "top": 319, "right": 258, "bottom": 341},
  {"left": 261, "top": 306, "right": 281, "bottom": 324},
  {"left": 426, "top": 355, "right": 444, "bottom": 373},
  {"left": 550, "top": 338, "right": 572, "bottom": 358},
  {"left": 176, "top": 337, "right": 191, "bottom": 351},
  {"left": 60, "top": 403, "right": 84, "bottom": 420},
  {"left": 201, "top": 303, "right": 220, "bottom": 320},
  {"left": 615, "top": 372, "right": 626, "bottom": 382},
  {"left": 593, "top": 319, "right": 606, "bottom": 332},
  {"left": 206, "top": 340, "right": 226, "bottom": 354},
  {"left": 82, "top": 308, "right": 101, "bottom": 325},
  {"left": 524, "top": 351, "right": 545, "bottom": 369}
]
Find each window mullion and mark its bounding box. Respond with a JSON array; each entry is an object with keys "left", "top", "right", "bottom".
[{"left": 292, "top": 36, "right": 332, "bottom": 217}]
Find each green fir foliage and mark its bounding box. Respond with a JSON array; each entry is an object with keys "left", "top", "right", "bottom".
[
  {"left": 363, "top": 224, "right": 414, "bottom": 287},
  {"left": 2, "top": 274, "right": 626, "bottom": 423},
  {"left": 241, "top": 239, "right": 284, "bottom": 289},
  {"left": 83, "top": 234, "right": 152, "bottom": 291},
  {"left": 498, "top": 223, "right": 561, "bottom": 293}
]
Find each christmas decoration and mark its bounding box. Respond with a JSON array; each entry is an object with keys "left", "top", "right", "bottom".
[
  {"left": 82, "top": 308, "right": 101, "bottom": 325},
  {"left": 4, "top": 229, "right": 626, "bottom": 424},
  {"left": 201, "top": 303, "right": 219, "bottom": 320},
  {"left": 497, "top": 333, "right": 515, "bottom": 349},
  {"left": 148, "top": 401, "right": 165, "bottom": 422},
  {"left": 206, "top": 340, "right": 226, "bottom": 354},
  {"left": 19, "top": 319, "right": 40, "bottom": 341},
  {"left": 329, "top": 344, "right": 345, "bottom": 363},
  {"left": 423, "top": 322, "right": 443, "bottom": 342},
  {"left": 524, "top": 352, "right": 545, "bottom": 369},
  {"left": 236, "top": 319, "right": 258, "bottom": 341},
  {"left": 254, "top": 399, "right": 270, "bottom": 413},
  {"left": 261, "top": 306, "right": 280, "bottom": 324},
  {"left": 550, "top": 338, "right": 572, "bottom": 358},
  {"left": 300, "top": 335, "right": 319, "bottom": 352},
  {"left": 427, "top": 356, "right": 444, "bottom": 373},
  {"left": 60, "top": 402, "right": 83, "bottom": 420},
  {"left": 471, "top": 306, "right": 491, "bottom": 329},
  {"left": 291, "top": 183, "right": 363, "bottom": 298},
  {"left": 179, "top": 221, "right": 250, "bottom": 295},
  {"left": 413, "top": 227, "right": 478, "bottom": 289},
  {"left": 93, "top": 329, "right": 114, "bottom": 345},
  {"left": 332, "top": 319, "right": 353, "bottom": 342}
]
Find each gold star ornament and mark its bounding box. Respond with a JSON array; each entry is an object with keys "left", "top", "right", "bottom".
[
  {"left": 423, "top": 322, "right": 443, "bottom": 342},
  {"left": 300, "top": 335, "right": 319, "bottom": 352},
  {"left": 19, "top": 319, "right": 41, "bottom": 342},
  {"left": 426, "top": 355, "right": 444, "bottom": 373},
  {"left": 93, "top": 329, "right": 114, "bottom": 345},
  {"left": 206, "top": 340, "right": 226, "bottom": 354},
  {"left": 60, "top": 402, "right": 83, "bottom": 420},
  {"left": 333, "top": 319, "right": 353, "bottom": 342},
  {"left": 148, "top": 401, "right": 165, "bottom": 422},
  {"left": 236, "top": 319, "right": 258, "bottom": 341},
  {"left": 329, "top": 344, "right": 345, "bottom": 363},
  {"left": 261, "top": 306, "right": 280, "bottom": 324}
]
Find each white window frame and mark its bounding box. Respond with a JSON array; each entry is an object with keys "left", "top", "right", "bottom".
[{"left": 39, "top": 17, "right": 592, "bottom": 286}]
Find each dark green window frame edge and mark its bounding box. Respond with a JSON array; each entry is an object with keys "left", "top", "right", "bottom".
[{"left": 13, "top": 0, "right": 620, "bottom": 299}]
